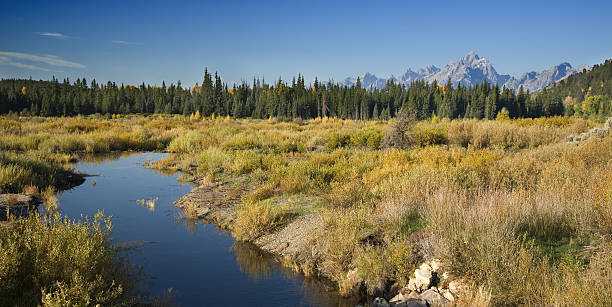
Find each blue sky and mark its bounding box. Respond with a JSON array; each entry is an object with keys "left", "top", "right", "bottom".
[{"left": 1, "top": 0, "right": 611, "bottom": 86}]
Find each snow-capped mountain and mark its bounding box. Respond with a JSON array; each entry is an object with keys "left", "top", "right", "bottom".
[
  {"left": 341, "top": 51, "right": 588, "bottom": 92},
  {"left": 424, "top": 51, "right": 511, "bottom": 87}
]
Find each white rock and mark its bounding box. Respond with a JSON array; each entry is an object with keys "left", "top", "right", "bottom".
[
  {"left": 407, "top": 278, "right": 417, "bottom": 291},
  {"left": 414, "top": 264, "right": 432, "bottom": 291},
  {"left": 419, "top": 263, "right": 432, "bottom": 273},
  {"left": 430, "top": 259, "right": 441, "bottom": 272}
]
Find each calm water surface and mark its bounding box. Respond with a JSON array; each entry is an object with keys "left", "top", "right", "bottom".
[{"left": 52, "top": 152, "right": 356, "bottom": 307}]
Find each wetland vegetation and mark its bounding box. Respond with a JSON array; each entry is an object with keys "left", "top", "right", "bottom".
[{"left": 0, "top": 113, "right": 610, "bottom": 306}]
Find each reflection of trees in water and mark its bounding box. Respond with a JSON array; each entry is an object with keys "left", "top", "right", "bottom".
[
  {"left": 78, "top": 152, "right": 132, "bottom": 164},
  {"left": 231, "top": 241, "right": 365, "bottom": 307},
  {"left": 78, "top": 153, "right": 177, "bottom": 178}
]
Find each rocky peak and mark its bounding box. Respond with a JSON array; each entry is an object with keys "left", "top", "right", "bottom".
[
  {"left": 340, "top": 52, "right": 588, "bottom": 92},
  {"left": 460, "top": 51, "right": 481, "bottom": 64}
]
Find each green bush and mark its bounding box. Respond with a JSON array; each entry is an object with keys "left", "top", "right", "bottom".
[
  {"left": 410, "top": 125, "right": 448, "bottom": 147},
  {"left": 350, "top": 129, "right": 384, "bottom": 149},
  {"left": 167, "top": 131, "right": 203, "bottom": 153},
  {"left": 326, "top": 132, "right": 350, "bottom": 150}
]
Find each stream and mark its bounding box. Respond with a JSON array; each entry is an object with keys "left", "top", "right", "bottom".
[{"left": 50, "top": 152, "right": 357, "bottom": 306}]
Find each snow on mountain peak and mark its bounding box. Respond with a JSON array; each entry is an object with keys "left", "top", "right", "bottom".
[{"left": 340, "top": 52, "right": 588, "bottom": 92}]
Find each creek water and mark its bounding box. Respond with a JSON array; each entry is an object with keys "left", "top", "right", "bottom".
[{"left": 51, "top": 152, "right": 357, "bottom": 307}]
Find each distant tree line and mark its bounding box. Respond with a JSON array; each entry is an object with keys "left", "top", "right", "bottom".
[{"left": 1, "top": 64, "right": 611, "bottom": 120}]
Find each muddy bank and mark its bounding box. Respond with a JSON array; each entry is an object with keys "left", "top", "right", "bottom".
[
  {"left": 173, "top": 176, "right": 251, "bottom": 228},
  {"left": 174, "top": 177, "right": 324, "bottom": 264}
]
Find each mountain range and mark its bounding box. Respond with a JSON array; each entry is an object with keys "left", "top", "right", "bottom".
[{"left": 341, "top": 51, "right": 589, "bottom": 92}]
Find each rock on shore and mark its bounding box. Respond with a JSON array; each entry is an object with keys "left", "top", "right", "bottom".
[{"left": 373, "top": 259, "right": 463, "bottom": 307}]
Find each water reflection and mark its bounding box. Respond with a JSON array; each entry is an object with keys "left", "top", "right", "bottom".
[
  {"left": 172, "top": 212, "right": 199, "bottom": 234},
  {"left": 77, "top": 151, "right": 130, "bottom": 164},
  {"left": 231, "top": 241, "right": 365, "bottom": 307},
  {"left": 136, "top": 197, "right": 158, "bottom": 211},
  {"left": 232, "top": 241, "right": 275, "bottom": 280}
]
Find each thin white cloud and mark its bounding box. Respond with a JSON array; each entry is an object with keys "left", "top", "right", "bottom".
[
  {"left": 0, "top": 51, "right": 85, "bottom": 71},
  {"left": 4, "top": 61, "right": 51, "bottom": 71},
  {"left": 111, "top": 40, "right": 139, "bottom": 45},
  {"left": 37, "top": 32, "right": 69, "bottom": 39}
]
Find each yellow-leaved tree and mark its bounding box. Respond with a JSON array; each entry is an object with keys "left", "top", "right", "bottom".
[{"left": 496, "top": 107, "right": 510, "bottom": 120}]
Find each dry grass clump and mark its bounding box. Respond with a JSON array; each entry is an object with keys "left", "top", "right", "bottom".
[
  {"left": 41, "top": 186, "right": 59, "bottom": 212},
  {"left": 233, "top": 199, "right": 289, "bottom": 241},
  {"left": 167, "top": 131, "right": 206, "bottom": 154}
]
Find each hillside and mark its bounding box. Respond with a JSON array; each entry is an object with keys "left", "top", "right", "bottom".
[{"left": 544, "top": 59, "right": 612, "bottom": 117}]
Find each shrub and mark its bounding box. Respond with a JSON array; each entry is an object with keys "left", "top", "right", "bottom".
[
  {"left": 410, "top": 125, "right": 448, "bottom": 147},
  {"left": 39, "top": 135, "right": 85, "bottom": 153},
  {"left": 381, "top": 111, "right": 416, "bottom": 149},
  {"left": 326, "top": 132, "right": 350, "bottom": 150},
  {"left": 167, "top": 131, "right": 203, "bottom": 154},
  {"left": 357, "top": 239, "right": 416, "bottom": 295},
  {"left": 349, "top": 129, "right": 384, "bottom": 149},
  {"left": 0, "top": 212, "right": 137, "bottom": 306},
  {"left": 196, "top": 148, "right": 229, "bottom": 175},
  {"left": 326, "top": 177, "right": 374, "bottom": 208},
  {"left": 0, "top": 152, "right": 81, "bottom": 193}
]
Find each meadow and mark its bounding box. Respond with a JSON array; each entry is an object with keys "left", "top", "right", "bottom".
[{"left": 0, "top": 114, "right": 611, "bottom": 306}]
